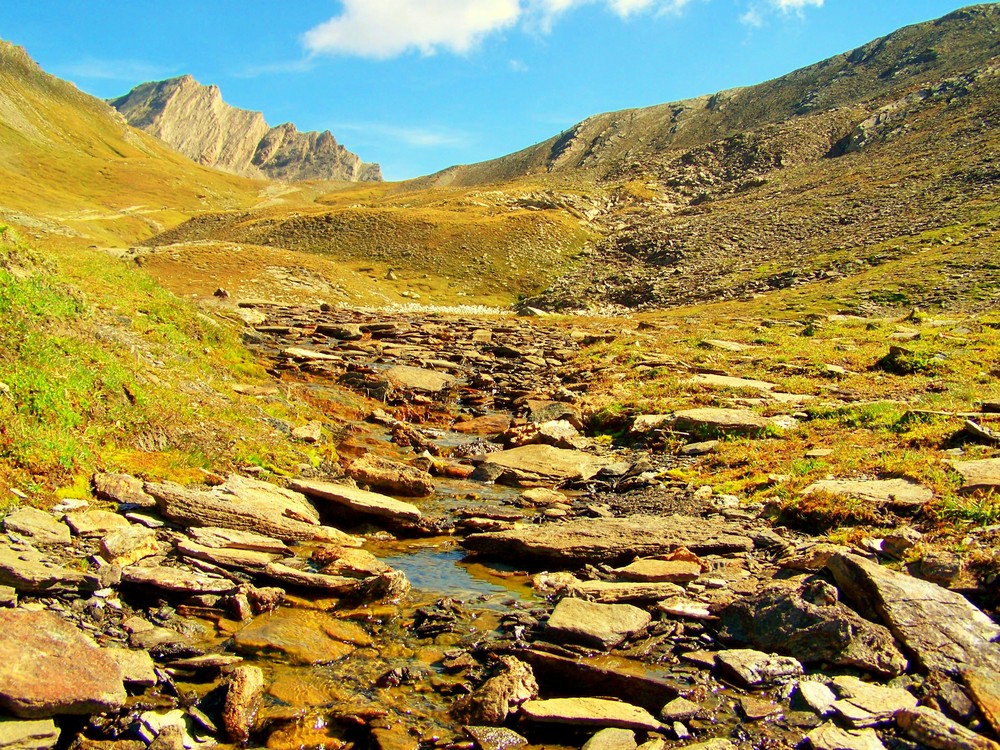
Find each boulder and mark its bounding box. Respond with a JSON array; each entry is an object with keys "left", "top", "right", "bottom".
[
  {"left": 0, "top": 610, "right": 126, "bottom": 718},
  {"left": 99, "top": 526, "right": 163, "bottom": 567},
  {"left": 475, "top": 445, "right": 610, "bottom": 487},
  {"left": 714, "top": 649, "right": 804, "bottom": 688},
  {"left": 717, "top": 587, "right": 908, "bottom": 676},
  {"left": 463, "top": 515, "right": 753, "bottom": 565},
  {"left": 546, "top": 598, "right": 650, "bottom": 650},
  {"left": 896, "top": 706, "right": 1000, "bottom": 750},
  {"left": 2, "top": 509, "right": 70, "bottom": 545},
  {"left": 385, "top": 365, "right": 456, "bottom": 394},
  {"left": 828, "top": 552, "right": 1000, "bottom": 676},
  {"left": 346, "top": 454, "right": 434, "bottom": 497},
  {"left": 519, "top": 698, "right": 662, "bottom": 732},
  {"left": 222, "top": 665, "right": 265, "bottom": 743},
  {"left": 802, "top": 478, "right": 932, "bottom": 508},
  {"left": 289, "top": 479, "right": 422, "bottom": 523}
]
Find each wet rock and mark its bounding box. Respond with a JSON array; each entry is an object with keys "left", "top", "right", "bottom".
[
  {"left": 739, "top": 696, "right": 780, "bottom": 721},
  {"left": 92, "top": 473, "right": 156, "bottom": 508},
  {"left": 829, "top": 675, "right": 918, "bottom": 727},
  {"left": 803, "top": 478, "right": 933, "bottom": 508},
  {"left": 896, "top": 706, "right": 999, "bottom": 750},
  {"left": 136, "top": 710, "right": 195, "bottom": 750},
  {"left": 99, "top": 526, "right": 163, "bottom": 567},
  {"left": 613, "top": 559, "right": 700, "bottom": 583},
  {"left": 234, "top": 608, "right": 356, "bottom": 665},
  {"left": 385, "top": 365, "right": 456, "bottom": 394},
  {"left": 463, "top": 515, "right": 753, "bottom": 565},
  {"left": 717, "top": 586, "right": 907, "bottom": 676},
  {"left": 289, "top": 479, "right": 422, "bottom": 523},
  {"left": 452, "top": 415, "right": 512, "bottom": 435},
  {"left": 714, "top": 649, "right": 804, "bottom": 688},
  {"left": 947, "top": 457, "right": 1000, "bottom": 494},
  {"left": 176, "top": 539, "right": 280, "bottom": 570},
  {"left": 672, "top": 408, "right": 769, "bottom": 436},
  {"left": 371, "top": 727, "right": 418, "bottom": 750},
  {"left": 105, "top": 648, "right": 157, "bottom": 687},
  {"left": 166, "top": 653, "right": 244, "bottom": 670},
  {"left": 122, "top": 564, "right": 238, "bottom": 595},
  {"left": 223, "top": 665, "right": 265, "bottom": 743},
  {"left": 475, "top": 445, "right": 610, "bottom": 487},
  {"left": 0, "top": 718, "right": 59, "bottom": 750},
  {"left": 346, "top": 454, "right": 434, "bottom": 497},
  {"left": 659, "top": 697, "right": 701, "bottom": 722},
  {"left": 2, "top": 509, "right": 70, "bottom": 545},
  {"left": 146, "top": 475, "right": 360, "bottom": 544},
  {"left": 964, "top": 669, "right": 1000, "bottom": 736},
  {"left": 806, "top": 723, "right": 886, "bottom": 750},
  {"left": 452, "top": 656, "right": 538, "bottom": 725},
  {"left": 519, "top": 697, "right": 662, "bottom": 732},
  {"left": 546, "top": 598, "right": 650, "bottom": 650},
  {"left": 828, "top": 552, "right": 1000, "bottom": 676},
  {"left": 0, "top": 541, "right": 86, "bottom": 593},
  {"left": 582, "top": 728, "right": 637, "bottom": 750},
  {"left": 313, "top": 547, "right": 391, "bottom": 577},
  {"left": 262, "top": 561, "right": 366, "bottom": 593},
  {"left": 0, "top": 610, "right": 126, "bottom": 718},
  {"left": 65, "top": 510, "right": 130, "bottom": 538},
  {"left": 463, "top": 725, "right": 528, "bottom": 750},
  {"left": 128, "top": 625, "right": 201, "bottom": 659}
]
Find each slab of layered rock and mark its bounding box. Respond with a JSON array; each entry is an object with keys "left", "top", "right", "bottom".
[
  {"left": 0, "top": 610, "right": 126, "bottom": 718},
  {"left": 289, "top": 479, "right": 422, "bottom": 523},
  {"left": 0, "top": 718, "right": 60, "bottom": 750},
  {"left": 92, "top": 472, "right": 155, "bottom": 508},
  {"left": 2, "top": 509, "right": 70, "bottom": 545},
  {"left": 146, "top": 475, "right": 360, "bottom": 544},
  {"left": 806, "top": 724, "right": 886, "bottom": 750},
  {"left": 65, "top": 510, "right": 130, "bottom": 538},
  {"left": 262, "top": 562, "right": 365, "bottom": 593},
  {"left": 546, "top": 598, "right": 650, "bottom": 650},
  {"left": 830, "top": 675, "right": 918, "bottom": 728},
  {"left": 947, "top": 457, "right": 1000, "bottom": 493},
  {"left": 187, "top": 527, "right": 289, "bottom": 555},
  {"left": 99, "top": 526, "right": 163, "bottom": 567},
  {"left": 476, "top": 445, "right": 611, "bottom": 487},
  {"left": 346, "top": 454, "right": 434, "bottom": 497},
  {"left": 463, "top": 515, "right": 753, "bottom": 565},
  {"left": 803, "top": 478, "right": 932, "bottom": 507},
  {"left": 121, "top": 564, "right": 238, "bottom": 595},
  {"left": 896, "top": 706, "right": 999, "bottom": 750},
  {"left": 613, "top": 559, "right": 701, "bottom": 583},
  {"left": 673, "top": 408, "right": 769, "bottom": 436},
  {"left": 0, "top": 542, "right": 86, "bottom": 594},
  {"left": 569, "top": 581, "right": 685, "bottom": 604},
  {"left": 385, "top": 365, "right": 456, "bottom": 394},
  {"left": 519, "top": 697, "right": 662, "bottom": 732},
  {"left": 718, "top": 587, "right": 908, "bottom": 676},
  {"left": 452, "top": 656, "right": 537, "bottom": 725},
  {"left": 828, "top": 552, "right": 1000, "bottom": 676},
  {"left": 964, "top": 669, "right": 1000, "bottom": 736},
  {"left": 176, "top": 539, "right": 281, "bottom": 570}
]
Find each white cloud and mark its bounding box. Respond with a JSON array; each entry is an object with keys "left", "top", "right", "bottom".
[
  {"left": 773, "top": 0, "right": 823, "bottom": 9},
  {"left": 60, "top": 57, "right": 176, "bottom": 82},
  {"left": 740, "top": 0, "right": 822, "bottom": 25},
  {"left": 303, "top": 0, "right": 521, "bottom": 58},
  {"left": 335, "top": 122, "right": 472, "bottom": 148},
  {"left": 303, "top": 0, "right": 695, "bottom": 59}
]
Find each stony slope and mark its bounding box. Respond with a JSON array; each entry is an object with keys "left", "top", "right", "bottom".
[{"left": 110, "top": 75, "right": 382, "bottom": 183}]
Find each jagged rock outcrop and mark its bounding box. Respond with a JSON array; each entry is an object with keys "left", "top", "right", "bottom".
[{"left": 109, "top": 75, "right": 381, "bottom": 182}]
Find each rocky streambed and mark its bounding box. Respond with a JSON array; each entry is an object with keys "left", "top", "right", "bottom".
[{"left": 1, "top": 305, "right": 999, "bottom": 750}]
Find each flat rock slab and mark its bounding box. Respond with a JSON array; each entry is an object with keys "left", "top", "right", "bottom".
[
  {"left": 385, "top": 365, "right": 456, "bottom": 394},
  {"left": 715, "top": 649, "right": 804, "bottom": 688},
  {"left": 688, "top": 374, "right": 775, "bottom": 392},
  {"left": 346, "top": 454, "right": 434, "bottom": 497},
  {"left": 947, "top": 457, "right": 1000, "bottom": 494},
  {"left": 673, "top": 409, "right": 769, "bottom": 436},
  {"left": 145, "top": 475, "right": 360, "bottom": 545},
  {"left": 176, "top": 539, "right": 280, "bottom": 570},
  {"left": 828, "top": 552, "right": 1000, "bottom": 676},
  {"left": 964, "top": 669, "right": 1000, "bottom": 736},
  {"left": 262, "top": 561, "right": 365, "bottom": 593},
  {"left": 0, "top": 610, "right": 126, "bottom": 718},
  {"left": 99, "top": 526, "right": 163, "bottom": 567},
  {"left": 569, "top": 580, "right": 685, "bottom": 604},
  {"left": 897, "top": 706, "right": 999, "bottom": 750},
  {"left": 2, "top": 509, "right": 70, "bottom": 545},
  {"left": 283, "top": 347, "right": 340, "bottom": 361},
  {"left": 546, "top": 598, "right": 650, "bottom": 650},
  {"left": 234, "top": 608, "right": 355, "bottom": 665},
  {"left": 582, "top": 728, "right": 636, "bottom": 750},
  {"left": 830, "top": 675, "right": 918, "bottom": 728},
  {"left": 803, "top": 478, "right": 932, "bottom": 507},
  {"left": 463, "top": 515, "right": 753, "bottom": 565},
  {"left": 0, "top": 718, "right": 60, "bottom": 750},
  {"left": 289, "top": 479, "right": 422, "bottom": 523},
  {"left": 92, "top": 472, "right": 155, "bottom": 508},
  {"left": 613, "top": 560, "right": 700, "bottom": 583},
  {"left": 187, "top": 527, "right": 289, "bottom": 554},
  {"left": 478, "top": 445, "right": 611, "bottom": 487},
  {"left": 520, "top": 698, "right": 662, "bottom": 732},
  {"left": 64, "top": 510, "right": 131, "bottom": 538},
  {"left": 0, "top": 542, "right": 86, "bottom": 594},
  {"left": 807, "top": 724, "right": 886, "bottom": 750},
  {"left": 121, "top": 564, "right": 238, "bottom": 595}
]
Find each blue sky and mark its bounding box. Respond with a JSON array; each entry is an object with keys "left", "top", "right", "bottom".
[{"left": 3, "top": 1, "right": 973, "bottom": 181}]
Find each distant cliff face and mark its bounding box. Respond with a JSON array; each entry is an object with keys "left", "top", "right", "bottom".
[{"left": 110, "top": 76, "right": 381, "bottom": 183}]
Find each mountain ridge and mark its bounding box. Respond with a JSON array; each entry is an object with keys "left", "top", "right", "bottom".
[{"left": 110, "top": 75, "right": 382, "bottom": 183}]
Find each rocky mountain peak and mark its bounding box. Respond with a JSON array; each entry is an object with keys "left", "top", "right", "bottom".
[{"left": 110, "top": 75, "right": 381, "bottom": 183}]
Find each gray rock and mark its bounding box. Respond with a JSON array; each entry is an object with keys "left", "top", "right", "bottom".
[
  {"left": 829, "top": 675, "right": 918, "bottom": 727},
  {"left": 290, "top": 479, "right": 422, "bottom": 523},
  {"left": 806, "top": 723, "right": 886, "bottom": 750},
  {"left": 947, "top": 457, "right": 1000, "bottom": 494},
  {"left": 546, "top": 598, "right": 651, "bottom": 650},
  {"left": 828, "top": 552, "right": 1000, "bottom": 676},
  {"left": 2, "top": 509, "right": 70, "bottom": 545},
  {"left": 717, "top": 586, "right": 907, "bottom": 676},
  {"left": 519, "top": 697, "right": 662, "bottom": 731},
  {"left": 582, "top": 728, "right": 637, "bottom": 750},
  {"left": 462, "top": 515, "right": 753, "bottom": 565},
  {"left": 896, "top": 706, "right": 999, "bottom": 750},
  {"left": 796, "top": 681, "right": 838, "bottom": 717},
  {"left": 476, "top": 444, "right": 610, "bottom": 487},
  {"left": 714, "top": 649, "right": 804, "bottom": 688},
  {"left": 0, "top": 610, "right": 126, "bottom": 718},
  {"left": 0, "top": 718, "right": 59, "bottom": 750},
  {"left": 803, "top": 478, "right": 932, "bottom": 507}
]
